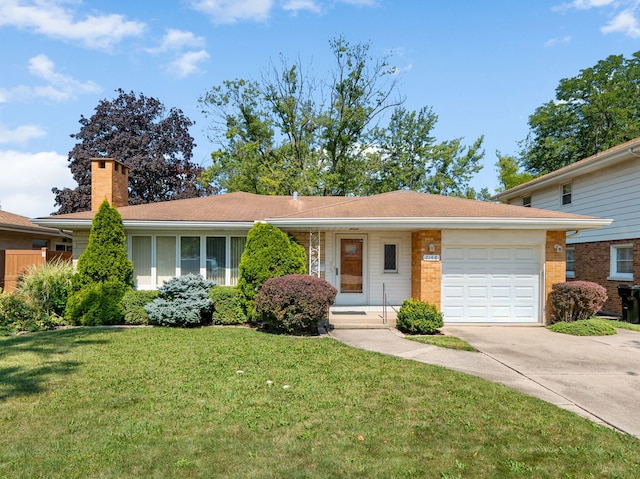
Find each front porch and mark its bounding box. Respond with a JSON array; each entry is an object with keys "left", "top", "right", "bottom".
[{"left": 327, "top": 306, "right": 398, "bottom": 329}]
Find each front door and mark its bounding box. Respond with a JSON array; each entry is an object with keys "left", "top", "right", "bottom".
[{"left": 335, "top": 236, "right": 367, "bottom": 305}]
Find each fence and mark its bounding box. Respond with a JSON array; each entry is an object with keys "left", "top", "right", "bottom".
[{"left": 0, "top": 248, "right": 72, "bottom": 292}]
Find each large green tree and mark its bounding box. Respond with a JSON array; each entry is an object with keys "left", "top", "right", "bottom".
[
  {"left": 53, "top": 89, "right": 212, "bottom": 214},
  {"left": 199, "top": 37, "right": 485, "bottom": 198},
  {"left": 519, "top": 52, "right": 640, "bottom": 176}
]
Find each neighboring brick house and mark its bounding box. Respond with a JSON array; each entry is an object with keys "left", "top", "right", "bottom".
[
  {"left": 0, "top": 209, "right": 72, "bottom": 291},
  {"left": 491, "top": 137, "right": 640, "bottom": 315},
  {"left": 34, "top": 158, "right": 610, "bottom": 325}
]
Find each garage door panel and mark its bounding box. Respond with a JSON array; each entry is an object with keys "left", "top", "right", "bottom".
[{"left": 442, "top": 245, "right": 540, "bottom": 323}]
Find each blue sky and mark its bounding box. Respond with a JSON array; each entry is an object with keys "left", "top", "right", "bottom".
[{"left": 1, "top": 0, "right": 640, "bottom": 217}]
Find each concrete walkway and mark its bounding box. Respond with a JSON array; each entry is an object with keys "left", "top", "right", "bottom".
[{"left": 329, "top": 326, "right": 640, "bottom": 439}]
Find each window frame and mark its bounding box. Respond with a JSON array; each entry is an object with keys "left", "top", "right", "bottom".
[
  {"left": 565, "top": 246, "right": 575, "bottom": 279},
  {"left": 561, "top": 182, "right": 572, "bottom": 205},
  {"left": 522, "top": 196, "right": 531, "bottom": 208},
  {"left": 383, "top": 241, "right": 399, "bottom": 274},
  {"left": 609, "top": 244, "right": 633, "bottom": 281}
]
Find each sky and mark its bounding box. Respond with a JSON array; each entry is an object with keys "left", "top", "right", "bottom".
[{"left": 1, "top": 0, "right": 640, "bottom": 218}]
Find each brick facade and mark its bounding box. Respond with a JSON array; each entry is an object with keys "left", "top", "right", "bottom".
[
  {"left": 411, "top": 230, "right": 442, "bottom": 307},
  {"left": 571, "top": 238, "right": 640, "bottom": 315},
  {"left": 545, "top": 231, "right": 567, "bottom": 324}
]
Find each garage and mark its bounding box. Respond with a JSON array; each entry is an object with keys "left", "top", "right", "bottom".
[{"left": 440, "top": 231, "right": 543, "bottom": 323}]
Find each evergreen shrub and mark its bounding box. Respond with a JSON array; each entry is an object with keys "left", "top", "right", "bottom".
[
  {"left": 238, "top": 223, "right": 306, "bottom": 320},
  {"left": 122, "top": 289, "right": 159, "bottom": 325},
  {"left": 549, "top": 281, "right": 607, "bottom": 323},
  {"left": 396, "top": 299, "right": 443, "bottom": 335},
  {"left": 64, "top": 281, "right": 126, "bottom": 326},
  {"left": 209, "top": 286, "right": 247, "bottom": 325},
  {"left": 145, "top": 274, "right": 215, "bottom": 327},
  {"left": 254, "top": 274, "right": 337, "bottom": 335}
]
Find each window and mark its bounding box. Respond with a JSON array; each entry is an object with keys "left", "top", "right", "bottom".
[
  {"left": 561, "top": 183, "right": 572, "bottom": 205},
  {"left": 566, "top": 247, "right": 575, "bottom": 279},
  {"left": 180, "top": 237, "right": 201, "bottom": 276},
  {"left": 206, "top": 237, "right": 226, "bottom": 284},
  {"left": 230, "top": 237, "right": 246, "bottom": 285},
  {"left": 131, "top": 236, "right": 152, "bottom": 287},
  {"left": 383, "top": 243, "right": 398, "bottom": 273},
  {"left": 610, "top": 244, "right": 633, "bottom": 280},
  {"left": 522, "top": 196, "right": 531, "bottom": 207},
  {"left": 156, "top": 236, "right": 176, "bottom": 285},
  {"left": 32, "top": 239, "right": 48, "bottom": 249}
]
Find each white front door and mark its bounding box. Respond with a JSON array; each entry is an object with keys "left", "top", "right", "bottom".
[{"left": 441, "top": 245, "right": 541, "bottom": 323}]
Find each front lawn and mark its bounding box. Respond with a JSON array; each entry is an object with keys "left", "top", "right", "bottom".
[{"left": 1, "top": 327, "right": 639, "bottom": 478}]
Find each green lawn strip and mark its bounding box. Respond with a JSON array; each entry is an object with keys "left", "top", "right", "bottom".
[
  {"left": 0, "top": 327, "right": 638, "bottom": 478},
  {"left": 605, "top": 319, "right": 640, "bottom": 332},
  {"left": 406, "top": 334, "right": 478, "bottom": 351}
]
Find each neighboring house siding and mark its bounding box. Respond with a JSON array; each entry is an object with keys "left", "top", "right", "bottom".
[{"left": 503, "top": 156, "right": 640, "bottom": 316}]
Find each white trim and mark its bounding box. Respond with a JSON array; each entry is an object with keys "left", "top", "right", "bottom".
[{"left": 609, "top": 244, "right": 634, "bottom": 281}]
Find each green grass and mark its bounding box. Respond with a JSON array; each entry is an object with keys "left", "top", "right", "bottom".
[
  {"left": 604, "top": 319, "right": 640, "bottom": 332},
  {"left": 406, "top": 334, "right": 478, "bottom": 351},
  {"left": 1, "top": 327, "right": 639, "bottom": 478},
  {"left": 548, "top": 318, "right": 618, "bottom": 336}
]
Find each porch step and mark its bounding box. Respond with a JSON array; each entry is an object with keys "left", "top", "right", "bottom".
[{"left": 328, "top": 311, "right": 397, "bottom": 329}]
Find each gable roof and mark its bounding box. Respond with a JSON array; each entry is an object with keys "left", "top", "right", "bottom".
[
  {"left": 0, "top": 209, "right": 69, "bottom": 238},
  {"left": 33, "top": 190, "right": 610, "bottom": 232},
  {"left": 492, "top": 136, "right": 640, "bottom": 202}
]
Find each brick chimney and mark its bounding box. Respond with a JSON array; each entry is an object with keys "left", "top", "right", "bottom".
[{"left": 91, "top": 158, "right": 129, "bottom": 211}]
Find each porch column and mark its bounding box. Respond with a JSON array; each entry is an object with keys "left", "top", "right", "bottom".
[
  {"left": 411, "top": 230, "right": 442, "bottom": 307},
  {"left": 545, "top": 231, "right": 566, "bottom": 324}
]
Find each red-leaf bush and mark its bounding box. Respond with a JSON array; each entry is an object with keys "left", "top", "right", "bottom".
[
  {"left": 549, "top": 281, "right": 607, "bottom": 323},
  {"left": 254, "top": 274, "right": 337, "bottom": 335}
]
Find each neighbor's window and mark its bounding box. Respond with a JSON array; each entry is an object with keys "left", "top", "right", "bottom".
[
  {"left": 566, "top": 247, "right": 575, "bottom": 279},
  {"left": 32, "top": 239, "right": 48, "bottom": 249},
  {"left": 610, "top": 244, "right": 633, "bottom": 280},
  {"left": 180, "top": 236, "right": 201, "bottom": 276},
  {"left": 561, "top": 183, "right": 572, "bottom": 205},
  {"left": 131, "top": 236, "right": 152, "bottom": 287},
  {"left": 383, "top": 243, "right": 398, "bottom": 273},
  {"left": 522, "top": 196, "right": 531, "bottom": 207}
]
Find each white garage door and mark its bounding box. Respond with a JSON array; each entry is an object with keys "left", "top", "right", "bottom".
[{"left": 441, "top": 245, "right": 541, "bottom": 323}]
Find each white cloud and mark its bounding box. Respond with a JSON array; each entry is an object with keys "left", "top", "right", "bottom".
[
  {"left": 189, "top": 0, "right": 274, "bottom": 24},
  {"left": 0, "top": 0, "right": 146, "bottom": 50},
  {"left": 147, "top": 29, "right": 206, "bottom": 54},
  {"left": 0, "top": 150, "right": 73, "bottom": 217},
  {"left": 282, "top": 0, "right": 322, "bottom": 15},
  {"left": 0, "top": 123, "right": 46, "bottom": 144},
  {"left": 168, "top": 50, "right": 210, "bottom": 78},
  {"left": 544, "top": 35, "right": 573, "bottom": 47},
  {"left": 602, "top": 10, "right": 640, "bottom": 36},
  {"left": 0, "top": 54, "right": 101, "bottom": 103}
]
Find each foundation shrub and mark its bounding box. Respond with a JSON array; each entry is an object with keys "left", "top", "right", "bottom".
[
  {"left": 17, "top": 258, "right": 74, "bottom": 318},
  {"left": 64, "top": 281, "right": 126, "bottom": 326},
  {"left": 549, "top": 281, "right": 607, "bottom": 323},
  {"left": 209, "top": 286, "right": 247, "bottom": 325},
  {"left": 396, "top": 299, "right": 443, "bottom": 335},
  {"left": 238, "top": 223, "right": 307, "bottom": 320},
  {"left": 0, "top": 291, "right": 52, "bottom": 334},
  {"left": 145, "top": 274, "right": 215, "bottom": 327},
  {"left": 254, "top": 274, "right": 337, "bottom": 335},
  {"left": 122, "top": 289, "right": 159, "bottom": 325}
]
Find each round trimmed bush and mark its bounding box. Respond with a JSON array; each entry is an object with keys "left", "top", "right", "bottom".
[
  {"left": 549, "top": 281, "right": 607, "bottom": 323},
  {"left": 254, "top": 274, "right": 337, "bottom": 335},
  {"left": 396, "top": 299, "right": 443, "bottom": 335},
  {"left": 122, "top": 289, "right": 159, "bottom": 325},
  {"left": 65, "top": 281, "right": 126, "bottom": 326},
  {"left": 209, "top": 286, "right": 247, "bottom": 325},
  {"left": 145, "top": 274, "right": 215, "bottom": 327}
]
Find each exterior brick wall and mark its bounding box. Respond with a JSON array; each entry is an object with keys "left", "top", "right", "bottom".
[
  {"left": 411, "top": 230, "right": 441, "bottom": 307},
  {"left": 545, "top": 231, "right": 567, "bottom": 324},
  {"left": 571, "top": 238, "right": 640, "bottom": 315},
  {"left": 91, "top": 158, "right": 129, "bottom": 211}
]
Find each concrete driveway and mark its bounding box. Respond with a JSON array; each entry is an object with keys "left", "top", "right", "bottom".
[{"left": 329, "top": 326, "right": 640, "bottom": 439}]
